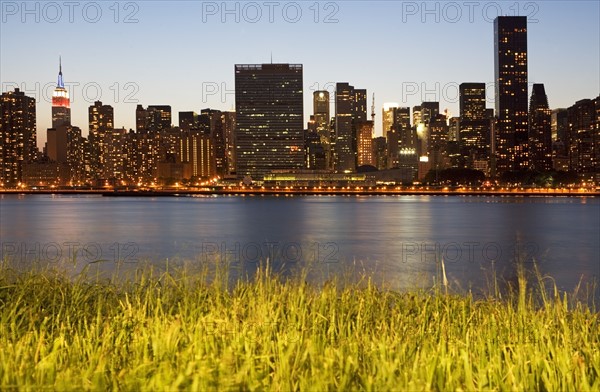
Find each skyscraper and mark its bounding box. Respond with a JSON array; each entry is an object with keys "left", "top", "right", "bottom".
[
  {"left": 415, "top": 102, "right": 439, "bottom": 159},
  {"left": 52, "top": 57, "right": 71, "bottom": 129},
  {"left": 356, "top": 121, "right": 374, "bottom": 167},
  {"left": 147, "top": 106, "right": 172, "bottom": 131},
  {"left": 202, "top": 108, "right": 227, "bottom": 177},
  {"left": 372, "top": 136, "right": 387, "bottom": 170},
  {"left": 179, "top": 111, "right": 198, "bottom": 131},
  {"left": 428, "top": 113, "right": 449, "bottom": 170},
  {"left": 47, "top": 58, "right": 72, "bottom": 170},
  {"left": 313, "top": 91, "right": 330, "bottom": 130},
  {"left": 178, "top": 131, "right": 215, "bottom": 179},
  {"left": 567, "top": 97, "right": 600, "bottom": 174},
  {"left": 88, "top": 101, "right": 114, "bottom": 178},
  {"left": 528, "top": 84, "right": 552, "bottom": 171},
  {"left": 393, "top": 107, "right": 413, "bottom": 148},
  {"left": 0, "top": 88, "right": 37, "bottom": 186},
  {"left": 420, "top": 102, "right": 439, "bottom": 125},
  {"left": 235, "top": 63, "right": 304, "bottom": 180},
  {"left": 382, "top": 103, "right": 399, "bottom": 139},
  {"left": 334, "top": 82, "right": 367, "bottom": 172},
  {"left": 494, "top": 16, "right": 528, "bottom": 173},
  {"left": 313, "top": 91, "right": 332, "bottom": 169},
  {"left": 222, "top": 111, "right": 236, "bottom": 175},
  {"left": 335, "top": 83, "right": 354, "bottom": 172},
  {"left": 459, "top": 83, "right": 489, "bottom": 167},
  {"left": 136, "top": 105, "right": 171, "bottom": 132},
  {"left": 136, "top": 105, "right": 148, "bottom": 133}
]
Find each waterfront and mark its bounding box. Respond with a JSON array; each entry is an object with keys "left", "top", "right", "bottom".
[{"left": 1, "top": 194, "right": 598, "bottom": 298}]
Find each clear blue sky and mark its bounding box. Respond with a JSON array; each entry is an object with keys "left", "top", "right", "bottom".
[{"left": 1, "top": 0, "right": 598, "bottom": 148}]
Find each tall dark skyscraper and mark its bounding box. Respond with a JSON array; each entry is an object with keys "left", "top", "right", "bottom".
[
  {"left": 313, "top": 91, "right": 330, "bottom": 130},
  {"left": 88, "top": 101, "right": 114, "bottom": 178},
  {"left": 200, "top": 108, "right": 228, "bottom": 178},
  {"left": 393, "top": 107, "right": 413, "bottom": 148},
  {"left": 387, "top": 107, "right": 415, "bottom": 170},
  {"left": 528, "top": 84, "right": 552, "bottom": 171},
  {"left": 567, "top": 97, "right": 600, "bottom": 174},
  {"left": 234, "top": 63, "right": 304, "bottom": 180},
  {"left": 334, "top": 83, "right": 355, "bottom": 172},
  {"left": 459, "top": 83, "right": 489, "bottom": 167},
  {"left": 494, "top": 16, "right": 528, "bottom": 173},
  {"left": 52, "top": 57, "right": 71, "bottom": 129},
  {"left": 334, "top": 83, "right": 367, "bottom": 172},
  {"left": 0, "top": 88, "right": 37, "bottom": 186},
  {"left": 415, "top": 102, "right": 439, "bottom": 159},
  {"left": 222, "top": 111, "right": 236, "bottom": 175},
  {"left": 313, "top": 91, "right": 332, "bottom": 169}
]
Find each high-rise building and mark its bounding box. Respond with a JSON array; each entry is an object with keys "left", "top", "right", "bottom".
[
  {"left": 414, "top": 102, "right": 439, "bottom": 159},
  {"left": 393, "top": 107, "right": 413, "bottom": 148},
  {"left": 459, "top": 83, "right": 489, "bottom": 167},
  {"left": 313, "top": 91, "right": 330, "bottom": 130},
  {"left": 494, "top": 16, "right": 528, "bottom": 173},
  {"left": 147, "top": 106, "right": 172, "bottom": 131},
  {"left": 201, "top": 108, "right": 228, "bottom": 177},
  {"left": 382, "top": 103, "right": 399, "bottom": 139},
  {"left": 222, "top": 111, "right": 236, "bottom": 175},
  {"left": 420, "top": 102, "right": 439, "bottom": 125},
  {"left": 0, "top": 88, "right": 37, "bottom": 186},
  {"left": 356, "top": 121, "right": 374, "bottom": 167},
  {"left": 103, "top": 127, "right": 127, "bottom": 180},
  {"left": 179, "top": 111, "right": 198, "bottom": 131},
  {"left": 334, "top": 82, "right": 367, "bottom": 172},
  {"left": 305, "top": 129, "right": 326, "bottom": 170},
  {"left": 136, "top": 105, "right": 171, "bottom": 132},
  {"left": 52, "top": 58, "right": 71, "bottom": 129},
  {"left": 372, "top": 136, "right": 387, "bottom": 170},
  {"left": 387, "top": 107, "right": 416, "bottom": 171},
  {"left": 235, "top": 63, "right": 304, "bottom": 180},
  {"left": 551, "top": 109, "right": 569, "bottom": 169},
  {"left": 528, "top": 84, "right": 552, "bottom": 171},
  {"left": 136, "top": 105, "right": 148, "bottom": 132},
  {"left": 47, "top": 127, "right": 68, "bottom": 163},
  {"left": 123, "top": 131, "right": 160, "bottom": 184},
  {"left": 47, "top": 58, "right": 73, "bottom": 178},
  {"left": 551, "top": 109, "right": 568, "bottom": 144},
  {"left": 334, "top": 83, "right": 354, "bottom": 172},
  {"left": 567, "top": 97, "right": 600, "bottom": 174},
  {"left": 412, "top": 105, "right": 422, "bottom": 127},
  {"left": 313, "top": 91, "right": 332, "bottom": 170},
  {"left": 429, "top": 113, "right": 449, "bottom": 170},
  {"left": 88, "top": 101, "right": 114, "bottom": 178},
  {"left": 178, "top": 131, "right": 215, "bottom": 179}
]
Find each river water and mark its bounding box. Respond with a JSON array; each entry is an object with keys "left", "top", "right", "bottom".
[{"left": 1, "top": 194, "right": 598, "bottom": 299}]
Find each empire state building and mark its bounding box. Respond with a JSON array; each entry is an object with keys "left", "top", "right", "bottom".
[{"left": 52, "top": 57, "right": 71, "bottom": 128}]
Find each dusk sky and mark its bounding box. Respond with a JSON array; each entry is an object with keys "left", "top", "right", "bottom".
[{"left": 1, "top": 0, "right": 598, "bottom": 148}]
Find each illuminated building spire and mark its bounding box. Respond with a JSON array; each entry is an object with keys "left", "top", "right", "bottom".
[
  {"left": 52, "top": 56, "right": 71, "bottom": 127},
  {"left": 57, "top": 56, "right": 64, "bottom": 88}
]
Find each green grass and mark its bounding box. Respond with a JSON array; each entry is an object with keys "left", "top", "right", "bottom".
[{"left": 0, "top": 261, "right": 598, "bottom": 391}]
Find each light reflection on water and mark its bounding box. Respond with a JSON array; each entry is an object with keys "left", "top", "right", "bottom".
[{"left": 1, "top": 194, "right": 598, "bottom": 298}]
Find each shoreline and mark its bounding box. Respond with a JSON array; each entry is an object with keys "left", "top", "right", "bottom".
[{"left": 1, "top": 189, "right": 599, "bottom": 197}]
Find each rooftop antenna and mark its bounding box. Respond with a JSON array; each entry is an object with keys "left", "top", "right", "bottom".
[
  {"left": 371, "top": 93, "right": 376, "bottom": 123},
  {"left": 270, "top": 52, "right": 273, "bottom": 64}
]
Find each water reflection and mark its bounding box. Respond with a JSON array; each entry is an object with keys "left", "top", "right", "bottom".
[{"left": 1, "top": 194, "right": 598, "bottom": 299}]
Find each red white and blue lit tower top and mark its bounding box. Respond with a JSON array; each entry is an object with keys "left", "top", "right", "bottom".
[
  {"left": 51, "top": 57, "right": 71, "bottom": 129},
  {"left": 52, "top": 57, "right": 70, "bottom": 109}
]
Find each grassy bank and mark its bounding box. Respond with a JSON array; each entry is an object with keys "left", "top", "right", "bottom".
[{"left": 0, "top": 263, "right": 598, "bottom": 390}]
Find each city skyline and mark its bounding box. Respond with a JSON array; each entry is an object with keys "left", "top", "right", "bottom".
[{"left": 1, "top": 1, "right": 599, "bottom": 148}]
